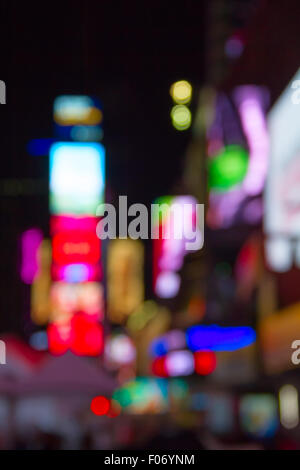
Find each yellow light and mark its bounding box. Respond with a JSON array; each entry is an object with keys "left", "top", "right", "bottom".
[
  {"left": 171, "top": 105, "right": 192, "bottom": 131},
  {"left": 170, "top": 80, "right": 192, "bottom": 104},
  {"left": 31, "top": 240, "right": 52, "bottom": 325},
  {"left": 107, "top": 239, "right": 144, "bottom": 324},
  {"left": 279, "top": 384, "right": 299, "bottom": 429}
]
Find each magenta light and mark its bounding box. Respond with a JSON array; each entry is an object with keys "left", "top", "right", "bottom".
[
  {"left": 50, "top": 215, "right": 98, "bottom": 235},
  {"left": 21, "top": 228, "right": 43, "bottom": 284}
]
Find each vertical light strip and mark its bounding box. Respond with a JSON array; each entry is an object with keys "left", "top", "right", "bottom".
[{"left": 279, "top": 384, "right": 299, "bottom": 429}]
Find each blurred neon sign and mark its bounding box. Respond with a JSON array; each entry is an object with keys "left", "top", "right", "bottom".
[
  {"left": 153, "top": 195, "right": 204, "bottom": 298},
  {"left": 186, "top": 325, "right": 256, "bottom": 351},
  {"left": 21, "top": 228, "right": 43, "bottom": 284},
  {"left": 265, "top": 68, "right": 300, "bottom": 272},
  {"left": 49, "top": 142, "right": 105, "bottom": 216}
]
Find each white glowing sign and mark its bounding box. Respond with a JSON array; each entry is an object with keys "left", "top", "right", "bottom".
[{"left": 265, "top": 68, "right": 300, "bottom": 271}]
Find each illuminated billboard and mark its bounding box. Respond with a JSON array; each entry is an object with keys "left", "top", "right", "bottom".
[
  {"left": 152, "top": 195, "right": 203, "bottom": 299},
  {"left": 49, "top": 142, "right": 105, "bottom": 215},
  {"left": 265, "top": 68, "right": 300, "bottom": 272},
  {"left": 107, "top": 239, "right": 144, "bottom": 324}
]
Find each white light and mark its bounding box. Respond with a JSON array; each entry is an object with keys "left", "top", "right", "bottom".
[
  {"left": 265, "top": 237, "right": 293, "bottom": 272},
  {"left": 155, "top": 271, "right": 181, "bottom": 298},
  {"left": 49, "top": 142, "right": 105, "bottom": 215},
  {"left": 105, "top": 334, "right": 136, "bottom": 365},
  {"left": 279, "top": 384, "right": 299, "bottom": 429},
  {"left": 166, "top": 350, "right": 194, "bottom": 376}
]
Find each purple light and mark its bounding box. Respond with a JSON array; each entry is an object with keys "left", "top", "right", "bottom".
[
  {"left": 155, "top": 271, "right": 181, "bottom": 298},
  {"left": 243, "top": 198, "right": 263, "bottom": 224},
  {"left": 150, "top": 330, "right": 187, "bottom": 357},
  {"left": 21, "top": 229, "right": 43, "bottom": 284}
]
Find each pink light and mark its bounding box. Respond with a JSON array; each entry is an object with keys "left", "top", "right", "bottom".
[
  {"left": 21, "top": 228, "right": 43, "bottom": 284},
  {"left": 153, "top": 196, "right": 200, "bottom": 298},
  {"left": 50, "top": 215, "right": 98, "bottom": 235},
  {"left": 234, "top": 87, "right": 269, "bottom": 196}
]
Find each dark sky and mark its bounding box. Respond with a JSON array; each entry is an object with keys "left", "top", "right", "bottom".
[
  {"left": 0, "top": 0, "right": 207, "bottom": 204},
  {"left": 0, "top": 0, "right": 207, "bottom": 333}
]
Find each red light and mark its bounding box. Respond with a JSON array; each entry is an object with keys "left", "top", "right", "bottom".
[
  {"left": 70, "top": 314, "right": 103, "bottom": 356},
  {"left": 90, "top": 396, "right": 110, "bottom": 416},
  {"left": 52, "top": 230, "right": 100, "bottom": 265},
  {"left": 151, "top": 356, "right": 168, "bottom": 377},
  {"left": 48, "top": 314, "right": 103, "bottom": 356},
  {"left": 47, "top": 322, "right": 71, "bottom": 355},
  {"left": 194, "top": 350, "right": 217, "bottom": 375}
]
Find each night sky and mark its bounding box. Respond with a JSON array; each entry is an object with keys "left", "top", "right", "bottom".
[{"left": 0, "top": 0, "right": 207, "bottom": 333}]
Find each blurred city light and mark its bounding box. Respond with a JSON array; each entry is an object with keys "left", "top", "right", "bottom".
[
  {"left": 107, "top": 239, "right": 144, "bottom": 324},
  {"left": 265, "top": 237, "right": 293, "bottom": 273},
  {"left": 240, "top": 394, "right": 279, "bottom": 437},
  {"left": 279, "top": 385, "right": 299, "bottom": 429},
  {"left": 113, "top": 378, "right": 170, "bottom": 414},
  {"left": 49, "top": 142, "right": 105, "bottom": 215},
  {"left": 105, "top": 334, "right": 136, "bottom": 366},
  {"left": 152, "top": 349, "right": 217, "bottom": 377},
  {"left": 170, "top": 105, "right": 192, "bottom": 130},
  {"left": 20, "top": 228, "right": 43, "bottom": 284},
  {"left": 166, "top": 350, "right": 195, "bottom": 377},
  {"left": 150, "top": 330, "right": 186, "bottom": 357},
  {"left": 194, "top": 351, "right": 217, "bottom": 375},
  {"left": 208, "top": 145, "right": 249, "bottom": 191},
  {"left": 153, "top": 195, "right": 202, "bottom": 298},
  {"left": 90, "top": 396, "right": 111, "bottom": 416},
  {"left": 187, "top": 325, "right": 256, "bottom": 351},
  {"left": 29, "top": 331, "right": 49, "bottom": 351},
  {"left": 170, "top": 80, "right": 192, "bottom": 104},
  {"left": 53, "top": 96, "right": 103, "bottom": 126},
  {"left": 234, "top": 87, "right": 269, "bottom": 196},
  {"left": 31, "top": 239, "right": 52, "bottom": 325},
  {"left": 27, "top": 138, "right": 56, "bottom": 157},
  {"left": 265, "top": 69, "right": 300, "bottom": 272}
]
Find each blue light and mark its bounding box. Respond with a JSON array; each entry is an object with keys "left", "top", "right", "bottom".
[
  {"left": 186, "top": 325, "right": 256, "bottom": 351},
  {"left": 27, "top": 138, "right": 56, "bottom": 156},
  {"left": 64, "top": 264, "right": 89, "bottom": 283},
  {"left": 150, "top": 338, "right": 168, "bottom": 357}
]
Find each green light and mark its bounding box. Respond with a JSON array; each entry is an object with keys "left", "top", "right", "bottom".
[
  {"left": 208, "top": 145, "right": 249, "bottom": 191},
  {"left": 171, "top": 105, "right": 192, "bottom": 131}
]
